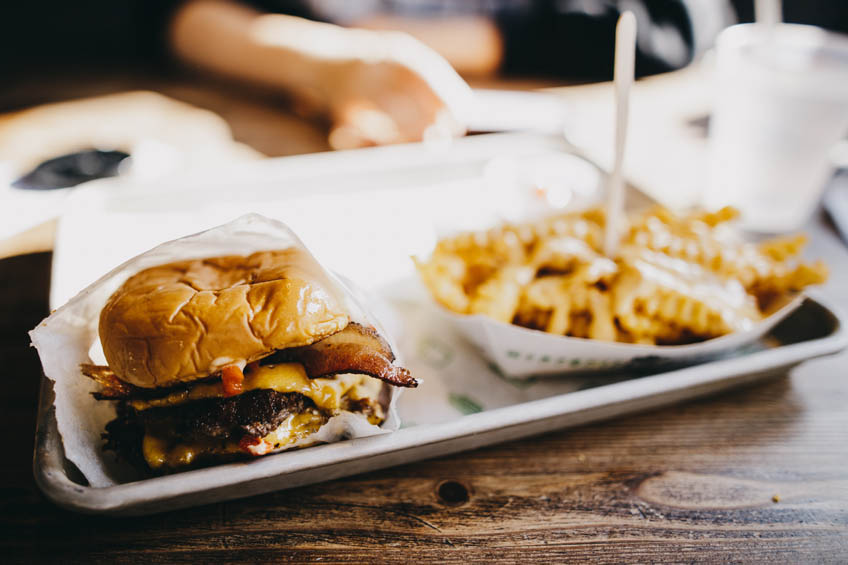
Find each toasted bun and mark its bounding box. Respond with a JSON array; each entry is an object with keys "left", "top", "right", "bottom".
[{"left": 99, "top": 249, "right": 349, "bottom": 388}]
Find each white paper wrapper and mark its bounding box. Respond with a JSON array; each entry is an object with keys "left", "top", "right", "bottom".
[
  {"left": 431, "top": 295, "right": 805, "bottom": 379},
  {"left": 30, "top": 214, "right": 403, "bottom": 487}
]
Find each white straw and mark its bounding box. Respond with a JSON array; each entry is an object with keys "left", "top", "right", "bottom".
[
  {"left": 603, "top": 11, "right": 637, "bottom": 258},
  {"left": 754, "top": 0, "right": 782, "bottom": 28}
]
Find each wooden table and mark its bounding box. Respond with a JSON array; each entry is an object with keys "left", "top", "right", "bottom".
[{"left": 2, "top": 73, "right": 848, "bottom": 563}]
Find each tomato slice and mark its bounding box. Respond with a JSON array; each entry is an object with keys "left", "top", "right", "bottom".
[
  {"left": 221, "top": 365, "right": 245, "bottom": 397},
  {"left": 238, "top": 435, "right": 272, "bottom": 456}
]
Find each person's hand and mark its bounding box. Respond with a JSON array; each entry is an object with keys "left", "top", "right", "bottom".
[
  {"left": 171, "top": 2, "right": 473, "bottom": 149},
  {"left": 322, "top": 32, "right": 473, "bottom": 149}
]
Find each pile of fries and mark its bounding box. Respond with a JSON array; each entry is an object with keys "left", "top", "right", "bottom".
[{"left": 415, "top": 206, "right": 827, "bottom": 345}]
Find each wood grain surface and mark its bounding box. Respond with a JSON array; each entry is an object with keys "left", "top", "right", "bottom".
[
  {"left": 2, "top": 242, "right": 847, "bottom": 562},
  {"left": 2, "top": 73, "right": 848, "bottom": 563}
]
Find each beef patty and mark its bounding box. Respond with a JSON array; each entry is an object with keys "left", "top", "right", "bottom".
[{"left": 104, "top": 390, "right": 316, "bottom": 469}]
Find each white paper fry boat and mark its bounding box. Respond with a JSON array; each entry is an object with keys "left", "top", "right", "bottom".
[{"left": 436, "top": 295, "right": 806, "bottom": 379}]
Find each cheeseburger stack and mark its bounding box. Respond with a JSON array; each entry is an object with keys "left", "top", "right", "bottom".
[{"left": 81, "top": 248, "right": 416, "bottom": 473}]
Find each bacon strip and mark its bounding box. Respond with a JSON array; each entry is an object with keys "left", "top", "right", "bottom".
[
  {"left": 81, "top": 364, "right": 138, "bottom": 399},
  {"left": 273, "top": 323, "right": 418, "bottom": 388},
  {"left": 82, "top": 322, "right": 417, "bottom": 399},
  {"left": 82, "top": 365, "right": 199, "bottom": 401},
  {"left": 221, "top": 365, "right": 245, "bottom": 397}
]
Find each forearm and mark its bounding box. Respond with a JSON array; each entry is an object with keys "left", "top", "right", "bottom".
[
  {"left": 351, "top": 14, "right": 503, "bottom": 77},
  {"left": 169, "top": 0, "right": 382, "bottom": 109},
  {"left": 168, "top": 0, "right": 471, "bottom": 147}
]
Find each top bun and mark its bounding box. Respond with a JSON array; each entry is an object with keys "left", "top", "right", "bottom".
[{"left": 99, "top": 249, "right": 349, "bottom": 388}]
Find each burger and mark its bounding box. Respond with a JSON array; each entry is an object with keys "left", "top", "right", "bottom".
[{"left": 79, "top": 248, "right": 417, "bottom": 473}]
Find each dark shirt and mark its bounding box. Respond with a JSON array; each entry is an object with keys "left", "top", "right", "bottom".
[
  {"left": 252, "top": 0, "right": 705, "bottom": 78},
  {"left": 1, "top": 0, "right": 846, "bottom": 80}
]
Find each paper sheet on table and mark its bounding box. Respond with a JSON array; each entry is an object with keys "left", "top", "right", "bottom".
[
  {"left": 49, "top": 147, "right": 603, "bottom": 308},
  {"left": 29, "top": 215, "right": 402, "bottom": 487}
]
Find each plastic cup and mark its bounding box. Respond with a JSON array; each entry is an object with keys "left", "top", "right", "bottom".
[{"left": 705, "top": 23, "right": 848, "bottom": 232}]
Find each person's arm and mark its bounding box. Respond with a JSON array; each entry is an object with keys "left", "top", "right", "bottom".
[
  {"left": 351, "top": 14, "right": 503, "bottom": 77},
  {"left": 169, "top": 0, "right": 472, "bottom": 148}
]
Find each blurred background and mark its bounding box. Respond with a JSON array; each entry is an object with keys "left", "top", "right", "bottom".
[
  {"left": 3, "top": 0, "right": 845, "bottom": 149},
  {"left": 1, "top": 0, "right": 847, "bottom": 253}
]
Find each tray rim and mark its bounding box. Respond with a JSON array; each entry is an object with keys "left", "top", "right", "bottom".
[{"left": 34, "top": 294, "right": 847, "bottom": 515}]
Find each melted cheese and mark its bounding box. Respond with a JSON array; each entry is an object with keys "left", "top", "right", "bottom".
[
  {"left": 136, "top": 364, "right": 386, "bottom": 470},
  {"left": 262, "top": 411, "right": 326, "bottom": 449},
  {"left": 142, "top": 410, "right": 327, "bottom": 470},
  {"left": 130, "top": 363, "right": 379, "bottom": 412}
]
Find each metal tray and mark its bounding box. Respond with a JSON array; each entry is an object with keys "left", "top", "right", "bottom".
[
  {"left": 32, "top": 134, "right": 848, "bottom": 515},
  {"left": 33, "top": 297, "right": 846, "bottom": 515}
]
